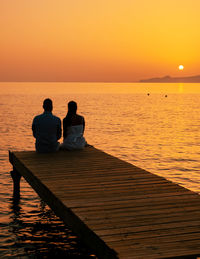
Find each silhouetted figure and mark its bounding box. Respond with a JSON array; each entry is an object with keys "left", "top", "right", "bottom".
[
  {"left": 32, "top": 98, "right": 61, "bottom": 153},
  {"left": 60, "top": 101, "right": 86, "bottom": 150},
  {"left": 147, "top": 93, "right": 150, "bottom": 96}
]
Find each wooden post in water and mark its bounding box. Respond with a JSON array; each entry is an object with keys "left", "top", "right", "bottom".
[
  {"left": 9, "top": 151, "right": 21, "bottom": 198},
  {"left": 10, "top": 168, "right": 21, "bottom": 198}
]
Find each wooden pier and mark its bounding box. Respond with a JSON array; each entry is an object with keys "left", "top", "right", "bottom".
[{"left": 9, "top": 147, "right": 200, "bottom": 259}]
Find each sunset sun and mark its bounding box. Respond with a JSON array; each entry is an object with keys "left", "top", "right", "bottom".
[{"left": 179, "top": 65, "right": 184, "bottom": 70}]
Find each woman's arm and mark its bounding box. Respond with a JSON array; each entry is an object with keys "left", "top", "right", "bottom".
[{"left": 82, "top": 117, "right": 85, "bottom": 134}]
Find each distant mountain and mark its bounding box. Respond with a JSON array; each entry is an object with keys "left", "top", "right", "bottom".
[{"left": 140, "top": 75, "right": 200, "bottom": 83}]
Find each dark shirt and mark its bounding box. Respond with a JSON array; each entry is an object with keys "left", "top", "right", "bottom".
[{"left": 32, "top": 111, "right": 61, "bottom": 153}]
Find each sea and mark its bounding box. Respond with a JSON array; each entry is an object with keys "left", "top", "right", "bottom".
[{"left": 0, "top": 82, "right": 200, "bottom": 258}]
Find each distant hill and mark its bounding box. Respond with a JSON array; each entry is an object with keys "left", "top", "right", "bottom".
[{"left": 140, "top": 75, "right": 200, "bottom": 83}]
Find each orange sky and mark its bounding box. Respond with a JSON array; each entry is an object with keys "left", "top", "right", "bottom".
[{"left": 0, "top": 0, "right": 200, "bottom": 82}]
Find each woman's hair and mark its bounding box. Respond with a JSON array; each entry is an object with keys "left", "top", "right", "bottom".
[{"left": 65, "top": 101, "right": 77, "bottom": 126}]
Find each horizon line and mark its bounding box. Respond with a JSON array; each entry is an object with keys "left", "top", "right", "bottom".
[{"left": 0, "top": 80, "right": 139, "bottom": 83}]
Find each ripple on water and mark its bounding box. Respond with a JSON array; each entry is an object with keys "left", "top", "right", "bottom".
[{"left": 0, "top": 196, "right": 97, "bottom": 258}]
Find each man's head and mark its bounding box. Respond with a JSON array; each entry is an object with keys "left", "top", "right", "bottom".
[{"left": 43, "top": 98, "right": 53, "bottom": 112}]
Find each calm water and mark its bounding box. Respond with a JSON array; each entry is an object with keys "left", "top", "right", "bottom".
[{"left": 1, "top": 82, "right": 200, "bottom": 257}]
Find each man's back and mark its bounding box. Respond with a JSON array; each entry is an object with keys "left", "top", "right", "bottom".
[{"left": 32, "top": 111, "right": 61, "bottom": 153}]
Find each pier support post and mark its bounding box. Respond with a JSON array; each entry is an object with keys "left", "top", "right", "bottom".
[{"left": 10, "top": 167, "right": 21, "bottom": 198}]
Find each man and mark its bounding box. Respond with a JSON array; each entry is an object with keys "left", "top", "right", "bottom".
[{"left": 32, "top": 98, "right": 61, "bottom": 153}]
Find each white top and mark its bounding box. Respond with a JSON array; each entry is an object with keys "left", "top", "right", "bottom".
[{"left": 61, "top": 125, "right": 86, "bottom": 150}]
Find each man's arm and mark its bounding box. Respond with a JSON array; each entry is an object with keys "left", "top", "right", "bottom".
[
  {"left": 57, "top": 118, "right": 62, "bottom": 140},
  {"left": 32, "top": 118, "right": 36, "bottom": 138}
]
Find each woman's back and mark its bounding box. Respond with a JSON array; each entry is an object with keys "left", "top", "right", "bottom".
[
  {"left": 67, "top": 124, "right": 84, "bottom": 137},
  {"left": 63, "top": 114, "right": 85, "bottom": 137}
]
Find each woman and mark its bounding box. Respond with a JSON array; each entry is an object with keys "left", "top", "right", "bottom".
[{"left": 60, "top": 101, "right": 86, "bottom": 150}]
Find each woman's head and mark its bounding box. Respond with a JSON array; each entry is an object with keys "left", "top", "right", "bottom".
[{"left": 68, "top": 101, "right": 77, "bottom": 114}]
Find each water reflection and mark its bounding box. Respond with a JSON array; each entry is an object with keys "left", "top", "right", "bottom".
[{"left": 6, "top": 189, "right": 97, "bottom": 258}]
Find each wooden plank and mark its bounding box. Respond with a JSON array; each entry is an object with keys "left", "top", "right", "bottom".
[
  {"left": 9, "top": 147, "right": 200, "bottom": 259},
  {"left": 87, "top": 212, "right": 200, "bottom": 231},
  {"left": 110, "top": 239, "right": 200, "bottom": 259}
]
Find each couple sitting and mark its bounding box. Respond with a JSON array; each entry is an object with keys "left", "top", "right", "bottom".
[{"left": 32, "top": 98, "right": 86, "bottom": 153}]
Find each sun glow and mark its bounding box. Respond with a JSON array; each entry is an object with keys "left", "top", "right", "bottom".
[
  {"left": 179, "top": 65, "right": 184, "bottom": 70},
  {"left": 1, "top": 1, "right": 200, "bottom": 82}
]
